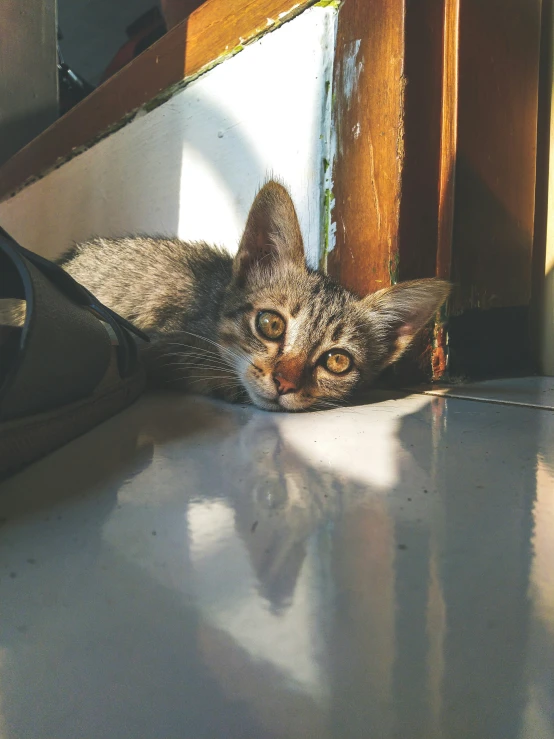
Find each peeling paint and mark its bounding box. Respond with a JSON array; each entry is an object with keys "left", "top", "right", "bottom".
[
  {"left": 319, "top": 8, "right": 338, "bottom": 269},
  {"left": 278, "top": 3, "right": 301, "bottom": 19},
  {"left": 322, "top": 187, "right": 336, "bottom": 268},
  {"left": 341, "top": 39, "right": 362, "bottom": 105},
  {"left": 432, "top": 311, "right": 450, "bottom": 381},
  {"left": 314, "top": 0, "right": 341, "bottom": 7}
]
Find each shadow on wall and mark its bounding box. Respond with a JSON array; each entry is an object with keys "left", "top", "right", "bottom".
[
  {"left": 0, "top": 91, "right": 265, "bottom": 261},
  {"left": 0, "top": 6, "right": 330, "bottom": 266},
  {"left": 0, "top": 390, "right": 550, "bottom": 738}
]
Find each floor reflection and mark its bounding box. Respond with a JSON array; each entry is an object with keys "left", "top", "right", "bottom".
[{"left": 0, "top": 390, "right": 553, "bottom": 738}]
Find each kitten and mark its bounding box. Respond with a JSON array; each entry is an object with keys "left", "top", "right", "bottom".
[{"left": 10, "top": 181, "right": 451, "bottom": 411}]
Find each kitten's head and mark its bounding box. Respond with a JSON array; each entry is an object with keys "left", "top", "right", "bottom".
[{"left": 220, "top": 181, "right": 450, "bottom": 411}]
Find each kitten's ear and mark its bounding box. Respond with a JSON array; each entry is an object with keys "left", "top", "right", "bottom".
[
  {"left": 233, "top": 181, "right": 306, "bottom": 282},
  {"left": 361, "top": 278, "right": 451, "bottom": 366}
]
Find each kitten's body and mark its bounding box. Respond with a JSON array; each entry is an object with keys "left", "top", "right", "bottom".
[
  {"left": 4, "top": 182, "right": 451, "bottom": 411},
  {"left": 60, "top": 237, "right": 248, "bottom": 401}
]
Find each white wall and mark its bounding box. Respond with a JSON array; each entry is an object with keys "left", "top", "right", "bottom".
[{"left": 0, "top": 6, "right": 337, "bottom": 268}]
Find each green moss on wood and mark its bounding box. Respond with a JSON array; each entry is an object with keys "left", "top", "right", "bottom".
[
  {"left": 314, "top": 0, "right": 341, "bottom": 8},
  {"left": 321, "top": 186, "right": 335, "bottom": 269}
]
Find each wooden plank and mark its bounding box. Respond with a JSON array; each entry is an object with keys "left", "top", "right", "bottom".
[
  {"left": 0, "top": 0, "right": 317, "bottom": 202},
  {"left": 435, "top": 0, "right": 459, "bottom": 284},
  {"left": 329, "top": 0, "right": 542, "bottom": 382},
  {"left": 394, "top": 0, "right": 459, "bottom": 379},
  {"left": 451, "top": 0, "right": 542, "bottom": 313},
  {"left": 327, "top": 0, "right": 406, "bottom": 296},
  {"left": 397, "top": 0, "right": 446, "bottom": 285},
  {"left": 431, "top": 0, "right": 459, "bottom": 379},
  {"left": 160, "top": 0, "right": 207, "bottom": 30},
  {"left": 328, "top": 0, "right": 457, "bottom": 295},
  {"left": 328, "top": 0, "right": 457, "bottom": 382}
]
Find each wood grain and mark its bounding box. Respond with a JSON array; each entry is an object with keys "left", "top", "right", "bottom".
[
  {"left": 328, "top": 0, "right": 458, "bottom": 380},
  {"left": 0, "top": 0, "right": 317, "bottom": 202},
  {"left": 435, "top": 0, "right": 459, "bottom": 284},
  {"left": 451, "top": 0, "right": 542, "bottom": 312},
  {"left": 394, "top": 0, "right": 459, "bottom": 380},
  {"left": 433, "top": 0, "right": 459, "bottom": 378},
  {"left": 397, "top": 0, "right": 445, "bottom": 284},
  {"left": 327, "top": 0, "right": 406, "bottom": 297},
  {"left": 328, "top": 0, "right": 457, "bottom": 293}
]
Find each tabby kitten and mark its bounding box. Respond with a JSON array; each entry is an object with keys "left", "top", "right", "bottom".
[{"left": 60, "top": 181, "right": 450, "bottom": 411}]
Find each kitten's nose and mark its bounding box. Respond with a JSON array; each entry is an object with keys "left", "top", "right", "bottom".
[{"left": 274, "top": 373, "right": 297, "bottom": 395}]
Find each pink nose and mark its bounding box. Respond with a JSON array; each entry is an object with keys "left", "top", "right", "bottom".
[{"left": 274, "top": 373, "right": 298, "bottom": 395}]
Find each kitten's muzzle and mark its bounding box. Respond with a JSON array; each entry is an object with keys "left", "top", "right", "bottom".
[
  {"left": 274, "top": 372, "right": 297, "bottom": 395},
  {"left": 273, "top": 357, "right": 303, "bottom": 396}
]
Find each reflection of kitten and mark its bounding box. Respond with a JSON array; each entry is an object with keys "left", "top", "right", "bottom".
[
  {"left": 229, "top": 417, "right": 342, "bottom": 611},
  {"left": 53, "top": 182, "right": 450, "bottom": 410}
]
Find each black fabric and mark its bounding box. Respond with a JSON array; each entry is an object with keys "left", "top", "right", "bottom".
[{"left": 0, "top": 228, "right": 148, "bottom": 422}]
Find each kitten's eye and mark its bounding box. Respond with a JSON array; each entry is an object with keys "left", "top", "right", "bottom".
[
  {"left": 256, "top": 310, "right": 286, "bottom": 341},
  {"left": 321, "top": 349, "right": 352, "bottom": 375}
]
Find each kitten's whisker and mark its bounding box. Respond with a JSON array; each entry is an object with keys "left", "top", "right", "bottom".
[
  {"left": 171, "top": 371, "right": 238, "bottom": 379},
  {"left": 156, "top": 344, "right": 230, "bottom": 362},
  {"left": 159, "top": 358, "right": 234, "bottom": 371},
  {"left": 163, "top": 366, "right": 237, "bottom": 377},
  {"left": 162, "top": 341, "right": 224, "bottom": 356},
  {"left": 154, "top": 348, "right": 236, "bottom": 371},
  {"left": 169, "top": 354, "right": 234, "bottom": 369},
  {"left": 164, "top": 375, "right": 239, "bottom": 385},
  {"left": 178, "top": 330, "right": 249, "bottom": 366},
  {"left": 186, "top": 375, "right": 235, "bottom": 382},
  {"left": 158, "top": 344, "right": 232, "bottom": 364}
]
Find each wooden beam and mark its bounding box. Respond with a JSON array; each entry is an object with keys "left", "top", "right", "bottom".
[
  {"left": 395, "top": 0, "right": 459, "bottom": 380},
  {"left": 327, "top": 0, "right": 406, "bottom": 297},
  {"left": 0, "top": 0, "right": 317, "bottom": 203},
  {"left": 451, "top": 0, "right": 542, "bottom": 313},
  {"left": 328, "top": 0, "right": 458, "bottom": 382},
  {"left": 328, "top": 0, "right": 457, "bottom": 296},
  {"left": 329, "top": 0, "right": 542, "bottom": 382},
  {"left": 435, "top": 0, "right": 460, "bottom": 285}
]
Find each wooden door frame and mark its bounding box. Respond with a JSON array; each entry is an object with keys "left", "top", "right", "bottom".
[{"left": 328, "top": 0, "right": 543, "bottom": 383}]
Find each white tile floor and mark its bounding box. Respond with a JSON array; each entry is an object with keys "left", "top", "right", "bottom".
[
  {"left": 1, "top": 380, "right": 553, "bottom": 738},
  {"left": 420, "top": 376, "right": 554, "bottom": 411}
]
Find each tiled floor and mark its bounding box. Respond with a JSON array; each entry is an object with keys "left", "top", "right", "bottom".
[
  {"left": 0, "top": 380, "right": 553, "bottom": 738},
  {"left": 420, "top": 375, "right": 554, "bottom": 411}
]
